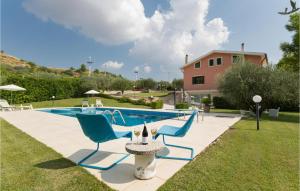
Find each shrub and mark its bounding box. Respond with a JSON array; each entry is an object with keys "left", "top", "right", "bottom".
[
  {"left": 201, "top": 97, "right": 211, "bottom": 106},
  {"left": 149, "top": 100, "right": 164, "bottom": 109},
  {"left": 119, "top": 97, "right": 131, "bottom": 103},
  {"left": 175, "top": 102, "right": 190, "bottom": 109},
  {"left": 213, "top": 96, "right": 236, "bottom": 109}
]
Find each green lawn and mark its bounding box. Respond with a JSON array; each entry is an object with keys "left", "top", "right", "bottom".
[
  {"left": 1, "top": 119, "right": 113, "bottom": 191},
  {"left": 159, "top": 112, "right": 299, "bottom": 190},
  {"left": 125, "top": 91, "right": 169, "bottom": 98},
  {"left": 2, "top": 97, "right": 298, "bottom": 190},
  {"left": 28, "top": 97, "right": 150, "bottom": 109},
  {"left": 210, "top": 108, "right": 240, "bottom": 114}
]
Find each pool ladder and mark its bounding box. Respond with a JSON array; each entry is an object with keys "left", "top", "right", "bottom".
[{"left": 102, "top": 110, "right": 126, "bottom": 125}]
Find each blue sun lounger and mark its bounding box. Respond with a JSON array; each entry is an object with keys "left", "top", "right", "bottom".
[
  {"left": 76, "top": 113, "right": 132, "bottom": 170},
  {"left": 155, "top": 110, "right": 197, "bottom": 161}
]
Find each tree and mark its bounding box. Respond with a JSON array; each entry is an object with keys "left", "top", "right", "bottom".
[
  {"left": 111, "top": 78, "right": 132, "bottom": 94},
  {"left": 137, "top": 78, "right": 156, "bottom": 90},
  {"left": 277, "top": 13, "right": 299, "bottom": 72},
  {"left": 218, "top": 62, "right": 299, "bottom": 112},
  {"left": 172, "top": 79, "right": 183, "bottom": 90},
  {"left": 93, "top": 69, "right": 100, "bottom": 74},
  {"left": 79, "top": 77, "right": 98, "bottom": 93},
  {"left": 158, "top": 81, "right": 171, "bottom": 91},
  {"left": 77, "top": 64, "right": 87, "bottom": 73}
]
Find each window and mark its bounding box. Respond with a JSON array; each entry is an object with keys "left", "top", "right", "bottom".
[
  {"left": 192, "top": 76, "right": 205, "bottom": 84},
  {"left": 232, "top": 55, "right": 240, "bottom": 64},
  {"left": 208, "top": 59, "right": 214, "bottom": 66},
  {"left": 216, "top": 57, "right": 222, "bottom": 65},
  {"left": 194, "top": 62, "right": 201, "bottom": 68}
]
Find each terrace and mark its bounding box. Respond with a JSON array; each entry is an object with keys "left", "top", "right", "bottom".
[{"left": 0, "top": 103, "right": 240, "bottom": 190}]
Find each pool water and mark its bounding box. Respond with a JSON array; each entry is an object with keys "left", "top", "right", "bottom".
[{"left": 41, "top": 107, "right": 181, "bottom": 127}]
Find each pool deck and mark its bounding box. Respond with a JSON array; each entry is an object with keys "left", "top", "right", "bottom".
[{"left": 0, "top": 108, "right": 241, "bottom": 191}]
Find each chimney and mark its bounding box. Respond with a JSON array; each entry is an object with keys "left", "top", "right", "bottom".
[
  {"left": 241, "top": 43, "right": 245, "bottom": 52},
  {"left": 185, "top": 54, "right": 188, "bottom": 64}
]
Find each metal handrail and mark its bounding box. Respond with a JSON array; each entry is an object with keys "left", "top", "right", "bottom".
[
  {"left": 102, "top": 110, "right": 116, "bottom": 124},
  {"left": 112, "top": 110, "right": 126, "bottom": 125}
]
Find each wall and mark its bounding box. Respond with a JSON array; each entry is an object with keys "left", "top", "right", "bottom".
[{"left": 183, "top": 52, "right": 265, "bottom": 95}]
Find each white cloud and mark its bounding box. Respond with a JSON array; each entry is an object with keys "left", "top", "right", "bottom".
[
  {"left": 130, "top": 0, "right": 229, "bottom": 70},
  {"left": 102, "top": 60, "right": 124, "bottom": 69},
  {"left": 23, "top": 0, "right": 229, "bottom": 75},
  {"left": 23, "top": 0, "right": 148, "bottom": 45},
  {"left": 143, "top": 65, "right": 152, "bottom": 73},
  {"left": 133, "top": 66, "right": 140, "bottom": 72}
]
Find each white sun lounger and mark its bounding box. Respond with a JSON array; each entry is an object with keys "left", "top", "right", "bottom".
[{"left": 95, "top": 99, "right": 104, "bottom": 107}]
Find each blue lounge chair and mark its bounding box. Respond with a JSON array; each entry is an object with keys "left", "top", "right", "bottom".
[
  {"left": 76, "top": 113, "right": 132, "bottom": 170},
  {"left": 155, "top": 110, "right": 197, "bottom": 161}
]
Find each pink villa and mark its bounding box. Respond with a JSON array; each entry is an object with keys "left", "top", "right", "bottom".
[{"left": 181, "top": 44, "right": 268, "bottom": 98}]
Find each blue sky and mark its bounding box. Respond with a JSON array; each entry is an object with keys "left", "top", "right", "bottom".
[{"left": 1, "top": 0, "right": 292, "bottom": 80}]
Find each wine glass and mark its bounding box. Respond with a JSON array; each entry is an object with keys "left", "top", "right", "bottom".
[
  {"left": 134, "top": 127, "right": 141, "bottom": 144},
  {"left": 151, "top": 127, "right": 157, "bottom": 141}
]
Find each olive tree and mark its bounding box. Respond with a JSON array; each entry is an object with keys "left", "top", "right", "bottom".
[
  {"left": 218, "top": 62, "right": 299, "bottom": 112},
  {"left": 111, "top": 78, "right": 132, "bottom": 94}
]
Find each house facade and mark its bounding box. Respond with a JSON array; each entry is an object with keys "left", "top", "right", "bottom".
[{"left": 181, "top": 49, "right": 268, "bottom": 98}]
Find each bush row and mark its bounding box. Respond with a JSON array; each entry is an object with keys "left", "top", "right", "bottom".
[
  {"left": 212, "top": 97, "right": 236, "bottom": 109},
  {"left": 175, "top": 102, "right": 190, "bottom": 109},
  {"left": 1, "top": 76, "right": 83, "bottom": 104},
  {"left": 0, "top": 76, "right": 164, "bottom": 109},
  {"left": 98, "top": 93, "right": 163, "bottom": 109},
  {"left": 212, "top": 96, "right": 298, "bottom": 111}
]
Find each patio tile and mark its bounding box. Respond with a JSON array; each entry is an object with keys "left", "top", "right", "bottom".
[{"left": 0, "top": 109, "right": 240, "bottom": 191}]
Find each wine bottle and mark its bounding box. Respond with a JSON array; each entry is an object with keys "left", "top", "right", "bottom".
[{"left": 142, "top": 121, "right": 148, "bottom": 145}]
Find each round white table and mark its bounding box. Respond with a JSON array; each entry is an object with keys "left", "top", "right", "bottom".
[{"left": 125, "top": 141, "right": 163, "bottom": 180}]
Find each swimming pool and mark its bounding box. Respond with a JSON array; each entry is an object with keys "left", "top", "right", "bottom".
[{"left": 41, "top": 107, "right": 182, "bottom": 127}]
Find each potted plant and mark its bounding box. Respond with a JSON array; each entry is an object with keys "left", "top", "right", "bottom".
[{"left": 201, "top": 97, "right": 211, "bottom": 113}]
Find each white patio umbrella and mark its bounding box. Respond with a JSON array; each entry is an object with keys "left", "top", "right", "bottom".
[
  {"left": 84, "top": 90, "right": 100, "bottom": 95},
  {"left": 84, "top": 90, "right": 100, "bottom": 101},
  {"left": 0, "top": 84, "right": 26, "bottom": 104}
]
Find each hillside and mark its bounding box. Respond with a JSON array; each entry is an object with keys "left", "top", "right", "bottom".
[
  {"left": 0, "top": 51, "right": 120, "bottom": 79},
  {"left": 0, "top": 52, "right": 30, "bottom": 68}
]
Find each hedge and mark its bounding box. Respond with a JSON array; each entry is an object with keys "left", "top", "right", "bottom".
[
  {"left": 0, "top": 76, "right": 82, "bottom": 104},
  {"left": 175, "top": 102, "right": 190, "bottom": 109},
  {"left": 98, "top": 94, "right": 163, "bottom": 109},
  {"left": 212, "top": 96, "right": 236, "bottom": 109},
  {"left": 149, "top": 100, "right": 164, "bottom": 109}
]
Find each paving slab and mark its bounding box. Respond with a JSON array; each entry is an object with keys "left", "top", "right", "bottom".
[{"left": 0, "top": 108, "right": 240, "bottom": 191}]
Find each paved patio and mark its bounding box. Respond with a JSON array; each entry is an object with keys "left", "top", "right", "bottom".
[{"left": 0, "top": 108, "right": 240, "bottom": 191}]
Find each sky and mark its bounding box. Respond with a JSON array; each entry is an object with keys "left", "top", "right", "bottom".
[{"left": 1, "top": 0, "right": 293, "bottom": 81}]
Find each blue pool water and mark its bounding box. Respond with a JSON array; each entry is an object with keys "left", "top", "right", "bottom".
[{"left": 41, "top": 107, "right": 181, "bottom": 127}]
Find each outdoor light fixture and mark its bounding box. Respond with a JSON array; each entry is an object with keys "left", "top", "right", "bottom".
[
  {"left": 52, "top": 96, "right": 55, "bottom": 107},
  {"left": 174, "top": 88, "right": 177, "bottom": 109},
  {"left": 252, "top": 95, "right": 262, "bottom": 130}
]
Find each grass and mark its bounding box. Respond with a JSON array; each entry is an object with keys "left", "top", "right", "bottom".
[
  {"left": 210, "top": 108, "right": 240, "bottom": 114},
  {"left": 159, "top": 112, "right": 299, "bottom": 191},
  {"left": 28, "top": 97, "right": 150, "bottom": 109},
  {"left": 125, "top": 91, "right": 169, "bottom": 98},
  {"left": 2, "top": 96, "right": 299, "bottom": 190},
  {"left": 1, "top": 119, "right": 113, "bottom": 191}
]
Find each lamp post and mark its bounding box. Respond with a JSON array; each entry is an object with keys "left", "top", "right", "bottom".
[
  {"left": 52, "top": 96, "right": 55, "bottom": 107},
  {"left": 174, "top": 88, "right": 177, "bottom": 109},
  {"left": 252, "top": 95, "right": 262, "bottom": 130},
  {"left": 86, "top": 56, "right": 94, "bottom": 77}
]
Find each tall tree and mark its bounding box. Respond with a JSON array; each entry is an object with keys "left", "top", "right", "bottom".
[{"left": 277, "top": 13, "right": 299, "bottom": 72}]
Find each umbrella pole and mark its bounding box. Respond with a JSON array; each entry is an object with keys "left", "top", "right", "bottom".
[{"left": 11, "top": 91, "right": 13, "bottom": 105}]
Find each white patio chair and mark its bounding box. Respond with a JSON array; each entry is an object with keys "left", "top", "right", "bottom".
[
  {"left": 268, "top": 107, "right": 280, "bottom": 118},
  {"left": 82, "top": 100, "right": 89, "bottom": 107},
  {"left": 20, "top": 104, "right": 33, "bottom": 110},
  {"left": 95, "top": 99, "right": 103, "bottom": 107},
  {"left": 0, "top": 99, "right": 16, "bottom": 111}
]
